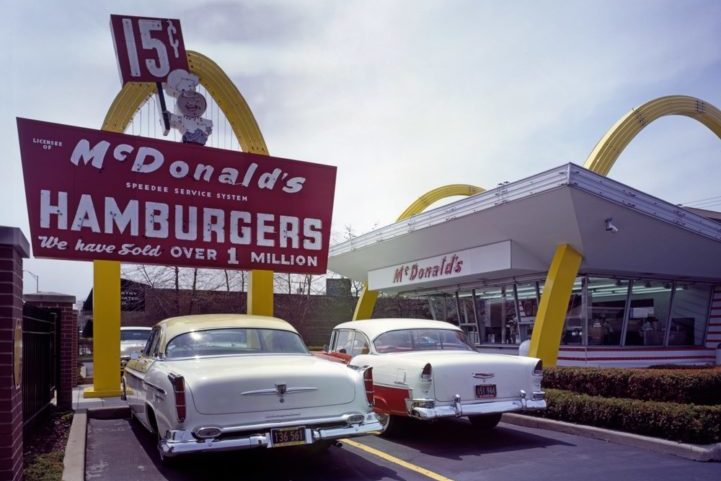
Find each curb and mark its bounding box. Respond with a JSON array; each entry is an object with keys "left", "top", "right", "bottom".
[
  {"left": 62, "top": 411, "right": 86, "bottom": 481},
  {"left": 502, "top": 413, "right": 721, "bottom": 462}
]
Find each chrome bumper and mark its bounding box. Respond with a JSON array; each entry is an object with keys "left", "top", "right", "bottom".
[
  {"left": 411, "top": 392, "right": 546, "bottom": 420},
  {"left": 159, "top": 413, "right": 383, "bottom": 458}
]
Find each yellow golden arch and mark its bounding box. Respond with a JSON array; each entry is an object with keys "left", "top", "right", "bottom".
[
  {"left": 86, "top": 51, "right": 274, "bottom": 398},
  {"left": 584, "top": 95, "right": 721, "bottom": 176}
]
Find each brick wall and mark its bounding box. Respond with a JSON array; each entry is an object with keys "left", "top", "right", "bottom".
[
  {"left": 24, "top": 293, "right": 78, "bottom": 410},
  {"left": 0, "top": 227, "right": 30, "bottom": 481},
  {"left": 103, "top": 287, "right": 433, "bottom": 346}
]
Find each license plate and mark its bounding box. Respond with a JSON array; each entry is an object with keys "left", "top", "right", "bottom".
[
  {"left": 270, "top": 426, "right": 307, "bottom": 447},
  {"left": 475, "top": 384, "right": 497, "bottom": 398}
]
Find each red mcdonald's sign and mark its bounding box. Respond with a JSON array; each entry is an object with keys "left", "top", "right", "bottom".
[{"left": 17, "top": 118, "right": 337, "bottom": 274}]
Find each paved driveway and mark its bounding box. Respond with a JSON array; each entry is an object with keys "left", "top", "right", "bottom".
[{"left": 86, "top": 416, "right": 719, "bottom": 481}]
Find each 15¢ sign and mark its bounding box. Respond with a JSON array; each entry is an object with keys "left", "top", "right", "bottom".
[{"left": 110, "top": 14, "right": 189, "bottom": 84}]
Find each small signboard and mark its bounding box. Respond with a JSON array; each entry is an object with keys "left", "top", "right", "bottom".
[
  {"left": 110, "top": 14, "right": 189, "bottom": 84},
  {"left": 17, "top": 118, "right": 337, "bottom": 274}
]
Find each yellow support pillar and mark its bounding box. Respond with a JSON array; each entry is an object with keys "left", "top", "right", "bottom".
[
  {"left": 84, "top": 260, "right": 123, "bottom": 397},
  {"left": 528, "top": 244, "right": 583, "bottom": 367},
  {"left": 352, "top": 283, "right": 378, "bottom": 320},
  {"left": 248, "top": 270, "right": 274, "bottom": 316}
]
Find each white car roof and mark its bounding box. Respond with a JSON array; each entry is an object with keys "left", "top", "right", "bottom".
[
  {"left": 120, "top": 326, "right": 152, "bottom": 331},
  {"left": 333, "top": 318, "right": 462, "bottom": 341},
  {"left": 157, "top": 314, "right": 299, "bottom": 347}
]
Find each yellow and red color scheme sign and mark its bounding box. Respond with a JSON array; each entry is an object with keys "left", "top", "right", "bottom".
[{"left": 17, "top": 118, "right": 337, "bottom": 274}]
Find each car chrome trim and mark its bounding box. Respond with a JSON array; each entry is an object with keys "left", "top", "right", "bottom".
[
  {"left": 221, "top": 412, "right": 369, "bottom": 433},
  {"left": 241, "top": 387, "right": 318, "bottom": 396},
  {"left": 411, "top": 396, "right": 547, "bottom": 419},
  {"left": 158, "top": 414, "right": 384, "bottom": 457}
]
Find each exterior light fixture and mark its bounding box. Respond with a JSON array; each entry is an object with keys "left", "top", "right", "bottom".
[{"left": 604, "top": 218, "right": 619, "bottom": 233}]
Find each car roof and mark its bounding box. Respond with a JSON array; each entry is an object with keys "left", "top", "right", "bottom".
[
  {"left": 157, "top": 314, "right": 299, "bottom": 343},
  {"left": 333, "top": 318, "right": 462, "bottom": 341},
  {"left": 120, "top": 326, "right": 152, "bottom": 331}
]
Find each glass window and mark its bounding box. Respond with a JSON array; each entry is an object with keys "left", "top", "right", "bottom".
[
  {"left": 331, "top": 329, "right": 354, "bottom": 354},
  {"left": 669, "top": 283, "right": 711, "bottom": 346},
  {"left": 475, "top": 286, "right": 516, "bottom": 344},
  {"left": 143, "top": 327, "right": 161, "bottom": 356},
  {"left": 350, "top": 331, "right": 371, "bottom": 356},
  {"left": 587, "top": 277, "right": 629, "bottom": 346},
  {"left": 625, "top": 280, "right": 672, "bottom": 346},
  {"left": 374, "top": 329, "right": 473, "bottom": 353},
  {"left": 121, "top": 329, "right": 151, "bottom": 342},
  {"left": 516, "top": 282, "right": 540, "bottom": 343},
  {"left": 165, "top": 328, "right": 308, "bottom": 358}
]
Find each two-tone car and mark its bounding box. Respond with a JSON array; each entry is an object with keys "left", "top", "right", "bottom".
[
  {"left": 319, "top": 318, "right": 546, "bottom": 431},
  {"left": 122, "top": 314, "right": 383, "bottom": 462},
  {"left": 120, "top": 326, "right": 152, "bottom": 370}
]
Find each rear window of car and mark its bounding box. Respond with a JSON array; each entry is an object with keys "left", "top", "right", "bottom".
[
  {"left": 374, "top": 329, "right": 474, "bottom": 353},
  {"left": 120, "top": 329, "right": 151, "bottom": 342},
  {"left": 165, "top": 328, "right": 309, "bottom": 358}
]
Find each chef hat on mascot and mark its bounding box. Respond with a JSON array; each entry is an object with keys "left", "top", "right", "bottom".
[{"left": 164, "top": 69, "right": 199, "bottom": 98}]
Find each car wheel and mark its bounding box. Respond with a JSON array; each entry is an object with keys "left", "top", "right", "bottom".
[
  {"left": 468, "top": 413, "right": 502, "bottom": 430},
  {"left": 377, "top": 412, "right": 401, "bottom": 436}
]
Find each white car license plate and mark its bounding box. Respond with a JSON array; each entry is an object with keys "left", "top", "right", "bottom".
[
  {"left": 475, "top": 384, "right": 497, "bottom": 399},
  {"left": 270, "top": 426, "right": 307, "bottom": 447}
]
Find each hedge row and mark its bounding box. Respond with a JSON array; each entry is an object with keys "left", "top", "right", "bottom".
[
  {"left": 542, "top": 366, "right": 721, "bottom": 405},
  {"left": 535, "top": 389, "right": 721, "bottom": 444}
]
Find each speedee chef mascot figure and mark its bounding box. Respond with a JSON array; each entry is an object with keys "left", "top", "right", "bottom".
[{"left": 163, "top": 68, "right": 213, "bottom": 145}]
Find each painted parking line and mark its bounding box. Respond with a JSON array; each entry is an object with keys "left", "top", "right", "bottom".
[{"left": 341, "top": 438, "right": 454, "bottom": 481}]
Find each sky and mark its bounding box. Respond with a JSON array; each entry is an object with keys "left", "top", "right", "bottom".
[{"left": 2, "top": 0, "right": 721, "bottom": 302}]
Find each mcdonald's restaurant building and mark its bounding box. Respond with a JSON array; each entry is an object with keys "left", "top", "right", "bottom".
[{"left": 328, "top": 163, "right": 721, "bottom": 367}]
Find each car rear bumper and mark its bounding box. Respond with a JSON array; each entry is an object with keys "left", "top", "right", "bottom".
[
  {"left": 410, "top": 391, "right": 546, "bottom": 419},
  {"left": 159, "top": 413, "right": 383, "bottom": 458}
]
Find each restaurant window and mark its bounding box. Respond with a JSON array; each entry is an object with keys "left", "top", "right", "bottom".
[
  {"left": 475, "top": 286, "right": 516, "bottom": 344},
  {"left": 587, "top": 277, "right": 629, "bottom": 346},
  {"left": 668, "top": 283, "right": 711, "bottom": 346},
  {"left": 515, "top": 282, "right": 540, "bottom": 343},
  {"left": 560, "top": 277, "right": 585, "bottom": 345},
  {"left": 625, "top": 280, "right": 672, "bottom": 346}
]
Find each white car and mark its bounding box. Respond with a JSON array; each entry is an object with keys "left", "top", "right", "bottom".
[
  {"left": 120, "top": 326, "right": 152, "bottom": 369},
  {"left": 122, "top": 314, "right": 383, "bottom": 462},
  {"left": 320, "top": 319, "right": 546, "bottom": 431}
]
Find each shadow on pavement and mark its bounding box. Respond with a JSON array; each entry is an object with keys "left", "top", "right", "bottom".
[
  {"left": 363, "top": 416, "right": 574, "bottom": 460},
  {"left": 89, "top": 416, "right": 409, "bottom": 481}
]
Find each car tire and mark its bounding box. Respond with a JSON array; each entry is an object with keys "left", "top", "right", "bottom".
[
  {"left": 377, "top": 413, "right": 402, "bottom": 436},
  {"left": 468, "top": 413, "right": 502, "bottom": 430}
]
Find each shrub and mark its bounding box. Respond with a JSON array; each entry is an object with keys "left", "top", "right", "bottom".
[
  {"left": 542, "top": 366, "right": 721, "bottom": 405},
  {"left": 536, "top": 389, "right": 721, "bottom": 444}
]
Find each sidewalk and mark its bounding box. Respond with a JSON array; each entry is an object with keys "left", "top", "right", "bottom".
[{"left": 72, "top": 384, "right": 128, "bottom": 412}]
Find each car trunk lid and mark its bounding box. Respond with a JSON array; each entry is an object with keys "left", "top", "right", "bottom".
[{"left": 173, "top": 355, "right": 357, "bottom": 415}]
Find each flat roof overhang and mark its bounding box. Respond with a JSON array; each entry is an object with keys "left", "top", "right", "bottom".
[{"left": 329, "top": 164, "right": 721, "bottom": 294}]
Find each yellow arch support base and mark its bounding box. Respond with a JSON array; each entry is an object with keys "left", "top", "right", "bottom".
[
  {"left": 248, "top": 270, "right": 274, "bottom": 316},
  {"left": 352, "top": 184, "right": 484, "bottom": 321},
  {"left": 83, "top": 260, "right": 123, "bottom": 398},
  {"left": 528, "top": 244, "right": 583, "bottom": 367}
]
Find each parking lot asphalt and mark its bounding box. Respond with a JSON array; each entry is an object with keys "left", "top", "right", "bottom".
[{"left": 85, "top": 415, "right": 720, "bottom": 481}]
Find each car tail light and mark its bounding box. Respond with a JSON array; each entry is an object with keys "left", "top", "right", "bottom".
[
  {"left": 534, "top": 360, "right": 543, "bottom": 376},
  {"left": 168, "top": 373, "right": 186, "bottom": 423},
  {"left": 421, "top": 363, "right": 432, "bottom": 382},
  {"left": 363, "top": 367, "right": 374, "bottom": 405}
]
